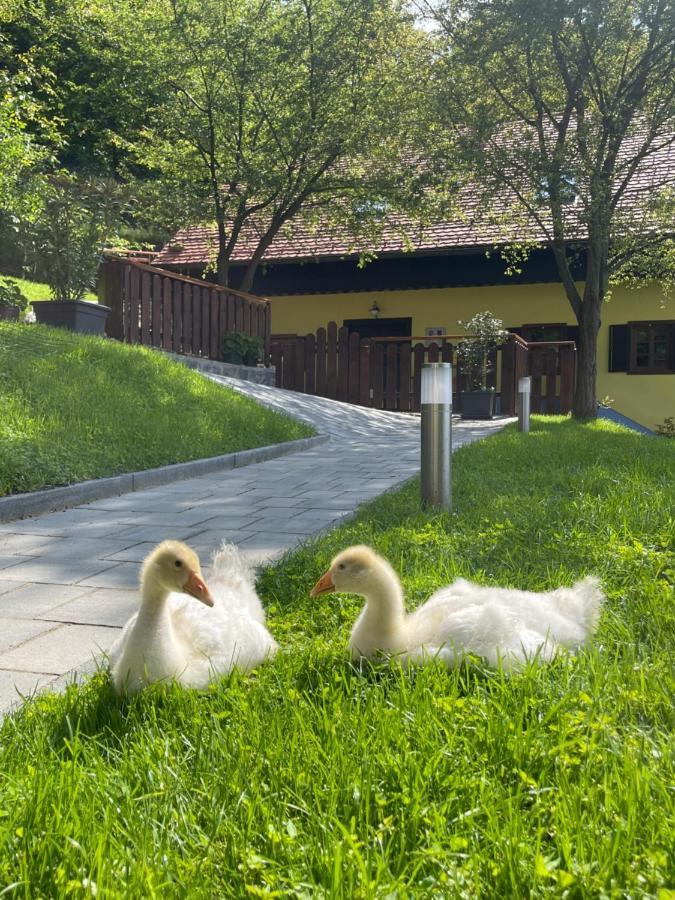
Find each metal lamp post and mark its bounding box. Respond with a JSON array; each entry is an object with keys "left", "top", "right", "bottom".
[
  {"left": 518, "top": 376, "right": 531, "bottom": 433},
  {"left": 420, "top": 362, "right": 452, "bottom": 510}
]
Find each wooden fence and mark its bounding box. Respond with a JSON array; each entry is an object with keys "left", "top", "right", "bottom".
[
  {"left": 99, "top": 258, "right": 272, "bottom": 362},
  {"left": 270, "top": 324, "right": 576, "bottom": 414},
  {"left": 500, "top": 335, "right": 576, "bottom": 415}
]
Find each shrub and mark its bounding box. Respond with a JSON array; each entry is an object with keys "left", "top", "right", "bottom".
[
  {"left": 456, "top": 310, "right": 507, "bottom": 390},
  {"left": 31, "top": 173, "right": 127, "bottom": 303},
  {"left": 0, "top": 278, "right": 29, "bottom": 314},
  {"left": 223, "top": 332, "right": 263, "bottom": 366}
]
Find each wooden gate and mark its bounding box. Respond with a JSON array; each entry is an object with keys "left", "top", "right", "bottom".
[{"left": 500, "top": 335, "right": 576, "bottom": 415}]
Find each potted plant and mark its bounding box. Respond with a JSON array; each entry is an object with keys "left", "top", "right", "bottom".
[
  {"left": 0, "top": 278, "right": 29, "bottom": 321},
  {"left": 223, "top": 332, "right": 263, "bottom": 366},
  {"left": 30, "top": 174, "right": 124, "bottom": 334},
  {"left": 456, "top": 310, "right": 507, "bottom": 419}
]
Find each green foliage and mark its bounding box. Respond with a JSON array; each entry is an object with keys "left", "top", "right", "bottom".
[
  {"left": 31, "top": 173, "right": 127, "bottom": 302},
  {"left": 426, "top": 0, "right": 675, "bottom": 417},
  {"left": 456, "top": 310, "right": 507, "bottom": 390},
  {"left": 0, "top": 277, "right": 28, "bottom": 312},
  {"left": 103, "top": 0, "right": 420, "bottom": 288},
  {"left": 655, "top": 416, "right": 675, "bottom": 438},
  {"left": 0, "top": 419, "right": 673, "bottom": 895},
  {"left": 222, "top": 331, "right": 264, "bottom": 366},
  {"left": 0, "top": 323, "right": 312, "bottom": 495}
]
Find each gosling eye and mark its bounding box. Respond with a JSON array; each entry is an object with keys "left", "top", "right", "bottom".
[
  {"left": 175, "top": 559, "right": 183, "bottom": 568},
  {"left": 337, "top": 562, "right": 346, "bottom": 571}
]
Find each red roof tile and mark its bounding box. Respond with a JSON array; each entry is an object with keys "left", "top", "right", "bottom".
[{"left": 154, "top": 137, "right": 675, "bottom": 268}]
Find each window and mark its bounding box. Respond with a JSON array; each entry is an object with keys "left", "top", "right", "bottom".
[
  {"left": 521, "top": 323, "right": 569, "bottom": 342},
  {"left": 629, "top": 322, "right": 675, "bottom": 374}
]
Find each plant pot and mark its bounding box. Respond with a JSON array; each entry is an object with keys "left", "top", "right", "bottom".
[
  {"left": 460, "top": 389, "right": 495, "bottom": 419},
  {"left": 0, "top": 307, "right": 20, "bottom": 322},
  {"left": 223, "top": 352, "right": 245, "bottom": 365},
  {"left": 32, "top": 299, "right": 111, "bottom": 335}
]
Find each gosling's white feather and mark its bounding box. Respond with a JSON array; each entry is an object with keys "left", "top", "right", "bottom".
[
  {"left": 110, "top": 542, "right": 277, "bottom": 694},
  {"left": 316, "top": 546, "right": 603, "bottom": 670}
]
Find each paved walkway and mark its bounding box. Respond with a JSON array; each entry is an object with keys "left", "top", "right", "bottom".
[{"left": 0, "top": 377, "right": 510, "bottom": 712}]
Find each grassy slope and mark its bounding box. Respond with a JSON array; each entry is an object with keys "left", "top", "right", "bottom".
[
  {"left": 0, "top": 323, "right": 312, "bottom": 495},
  {"left": 1, "top": 275, "right": 97, "bottom": 303},
  {"left": 0, "top": 420, "right": 673, "bottom": 897}
]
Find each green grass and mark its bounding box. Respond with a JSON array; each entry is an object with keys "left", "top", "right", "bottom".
[
  {"left": 1, "top": 419, "right": 674, "bottom": 897},
  {"left": 0, "top": 323, "right": 313, "bottom": 496},
  {"left": 1, "top": 274, "right": 97, "bottom": 303}
]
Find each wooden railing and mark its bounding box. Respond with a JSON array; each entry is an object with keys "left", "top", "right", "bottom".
[
  {"left": 500, "top": 335, "right": 576, "bottom": 415},
  {"left": 270, "top": 324, "right": 576, "bottom": 414},
  {"left": 99, "top": 259, "right": 272, "bottom": 363}
]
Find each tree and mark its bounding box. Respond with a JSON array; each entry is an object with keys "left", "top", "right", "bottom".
[
  {"left": 423, "top": 0, "right": 675, "bottom": 418},
  {"left": 0, "top": 0, "right": 159, "bottom": 175},
  {"left": 108, "top": 0, "right": 420, "bottom": 290}
]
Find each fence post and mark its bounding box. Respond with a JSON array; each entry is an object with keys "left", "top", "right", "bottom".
[
  {"left": 559, "top": 344, "right": 576, "bottom": 413},
  {"left": 99, "top": 260, "right": 124, "bottom": 340},
  {"left": 500, "top": 337, "right": 517, "bottom": 415}
]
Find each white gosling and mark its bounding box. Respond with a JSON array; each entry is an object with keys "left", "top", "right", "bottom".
[
  {"left": 110, "top": 540, "right": 278, "bottom": 694},
  {"left": 310, "top": 545, "right": 604, "bottom": 670}
]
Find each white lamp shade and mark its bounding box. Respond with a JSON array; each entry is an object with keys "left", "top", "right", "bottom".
[
  {"left": 518, "top": 376, "right": 532, "bottom": 394},
  {"left": 421, "top": 363, "right": 452, "bottom": 405}
]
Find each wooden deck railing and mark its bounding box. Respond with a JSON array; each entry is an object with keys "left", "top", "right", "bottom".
[
  {"left": 99, "top": 258, "right": 272, "bottom": 363},
  {"left": 270, "top": 324, "right": 576, "bottom": 414}
]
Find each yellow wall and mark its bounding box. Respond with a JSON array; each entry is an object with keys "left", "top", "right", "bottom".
[{"left": 268, "top": 282, "right": 674, "bottom": 430}]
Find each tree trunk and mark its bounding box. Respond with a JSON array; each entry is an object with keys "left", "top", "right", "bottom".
[
  {"left": 216, "top": 250, "right": 229, "bottom": 288},
  {"left": 573, "top": 298, "right": 601, "bottom": 419},
  {"left": 215, "top": 212, "right": 229, "bottom": 287}
]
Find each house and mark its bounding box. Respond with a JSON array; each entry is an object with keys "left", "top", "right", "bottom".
[{"left": 153, "top": 187, "right": 675, "bottom": 432}]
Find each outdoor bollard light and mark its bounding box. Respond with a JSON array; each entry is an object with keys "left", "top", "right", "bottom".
[
  {"left": 518, "top": 376, "right": 532, "bottom": 433},
  {"left": 420, "top": 362, "right": 452, "bottom": 510}
]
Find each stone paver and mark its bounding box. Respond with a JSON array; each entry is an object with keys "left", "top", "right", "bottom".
[{"left": 0, "top": 377, "right": 511, "bottom": 713}]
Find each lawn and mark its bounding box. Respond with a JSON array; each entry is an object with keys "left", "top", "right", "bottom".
[
  {"left": 0, "top": 419, "right": 673, "bottom": 897},
  {"left": 1, "top": 274, "right": 97, "bottom": 304},
  {"left": 0, "top": 323, "right": 313, "bottom": 496}
]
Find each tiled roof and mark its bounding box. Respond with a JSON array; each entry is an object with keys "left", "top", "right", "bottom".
[{"left": 154, "top": 136, "right": 675, "bottom": 268}]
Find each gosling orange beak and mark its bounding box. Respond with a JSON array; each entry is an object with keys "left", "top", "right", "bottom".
[
  {"left": 310, "top": 570, "right": 335, "bottom": 598},
  {"left": 183, "top": 570, "right": 214, "bottom": 607}
]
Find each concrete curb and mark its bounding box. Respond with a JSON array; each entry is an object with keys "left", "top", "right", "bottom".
[{"left": 0, "top": 434, "right": 329, "bottom": 524}]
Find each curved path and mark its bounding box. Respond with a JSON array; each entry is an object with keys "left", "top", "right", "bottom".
[{"left": 0, "top": 377, "right": 511, "bottom": 712}]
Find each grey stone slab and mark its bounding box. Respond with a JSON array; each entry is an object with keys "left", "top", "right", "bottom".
[
  {"left": 0, "top": 557, "right": 117, "bottom": 585},
  {"left": 1, "top": 534, "right": 58, "bottom": 556},
  {"left": 248, "top": 496, "right": 305, "bottom": 509},
  {"left": 114, "top": 525, "right": 204, "bottom": 544},
  {"left": 0, "top": 583, "right": 91, "bottom": 617},
  {"left": 102, "top": 541, "right": 163, "bottom": 563},
  {"left": 76, "top": 563, "right": 140, "bottom": 590},
  {"left": 40, "top": 589, "right": 137, "bottom": 628},
  {"left": 188, "top": 514, "right": 263, "bottom": 532},
  {"left": 188, "top": 531, "right": 254, "bottom": 556},
  {"left": 0, "top": 623, "right": 119, "bottom": 675},
  {"left": 0, "top": 557, "right": 22, "bottom": 571},
  {"left": 0, "top": 580, "right": 27, "bottom": 597},
  {"left": 0, "top": 670, "right": 55, "bottom": 713},
  {"left": 0, "top": 618, "right": 60, "bottom": 652},
  {"left": 14, "top": 537, "right": 138, "bottom": 561}
]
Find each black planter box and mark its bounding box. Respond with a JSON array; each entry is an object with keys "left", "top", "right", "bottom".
[
  {"left": 32, "top": 300, "right": 111, "bottom": 335},
  {"left": 460, "top": 389, "right": 495, "bottom": 419},
  {"left": 0, "top": 307, "right": 20, "bottom": 321}
]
